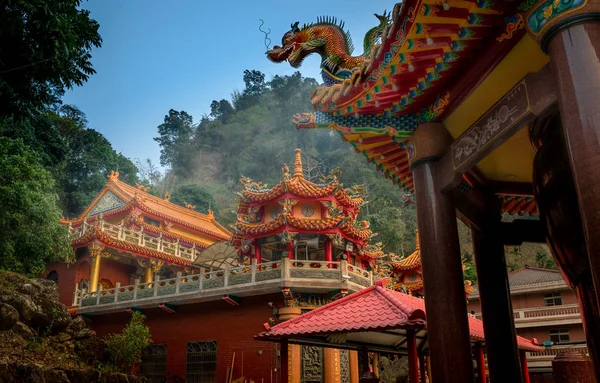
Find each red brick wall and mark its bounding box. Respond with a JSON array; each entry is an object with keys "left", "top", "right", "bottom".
[
  {"left": 91, "top": 294, "right": 284, "bottom": 382},
  {"left": 46, "top": 247, "right": 137, "bottom": 306}
]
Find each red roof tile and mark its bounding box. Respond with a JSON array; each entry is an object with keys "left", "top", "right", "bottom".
[{"left": 257, "top": 283, "right": 542, "bottom": 352}]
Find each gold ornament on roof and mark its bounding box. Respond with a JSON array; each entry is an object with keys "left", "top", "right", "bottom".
[
  {"left": 282, "top": 163, "right": 291, "bottom": 180},
  {"left": 319, "top": 167, "right": 342, "bottom": 184},
  {"left": 163, "top": 192, "right": 171, "bottom": 201},
  {"left": 107, "top": 170, "right": 120, "bottom": 180},
  {"left": 183, "top": 201, "right": 196, "bottom": 210},
  {"left": 135, "top": 183, "right": 150, "bottom": 192}
]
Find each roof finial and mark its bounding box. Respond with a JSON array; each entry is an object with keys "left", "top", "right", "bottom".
[
  {"left": 415, "top": 230, "right": 420, "bottom": 251},
  {"left": 108, "top": 170, "right": 119, "bottom": 181},
  {"left": 293, "top": 148, "right": 304, "bottom": 178}
]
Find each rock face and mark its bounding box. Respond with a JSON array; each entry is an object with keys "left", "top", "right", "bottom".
[
  {"left": 0, "top": 303, "right": 19, "bottom": 330},
  {"left": 0, "top": 271, "right": 145, "bottom": 383},
  {"left": 0, "top": 272, "right": 70, "bottom": 333},
  {"left": 0, "top": 363, "right": 148, "bottom": 383}
]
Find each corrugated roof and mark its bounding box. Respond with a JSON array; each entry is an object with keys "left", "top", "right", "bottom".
[{"left": 507, "top": 266, "right": 565, "bottom": 287}]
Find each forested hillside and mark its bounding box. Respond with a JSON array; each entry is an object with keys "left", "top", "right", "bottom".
[{"left": 149, "top": 69, "right": 555, "bottom": 277}]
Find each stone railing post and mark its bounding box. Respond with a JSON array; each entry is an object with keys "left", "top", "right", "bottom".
[
  {"left": 158, "top": 233, "right": 163, "bottom": 252},
  {"left": 114, "top": 282, "right": 120, "bottom": 303},
  {"left": 72, "top": 287, "right": 79, "bottom": 306},
  {"left": 78, "top": 288, "right": 86, "bottom": 307},
  {"left": 154, "top": 275, "right": 160, "bottom": 297},
  {"left": 175, "top": 272, "right": 182, "bottom": 293},
  {"left": 138, "top": 226, "right": 144, "bottom": 246},
  {"left": 282, "top": 257, "right": 291, "bottom": 282},
  {"left": 199, "top": 268, "right": 204, "bottom": 291},
  {"left": 96, "top": 285, "right": 102, "bottom": 305},
  {"left": 341, "top": 260, "right": 349, "bottom": 280},
  {"left": 224, "top": 265, "right": 230, "bottom": 287},
  {"left": 175, "top": 239, "right": 180, "bottom": 257},
  {"left": 251, "top": 258, "right": 257, "bottom": 283},
  {"left": 119, "top": 220, "right": 125, "bottom": 240},
  {"left": 133, "top": 278, "right": 140, "bottom": 300}
]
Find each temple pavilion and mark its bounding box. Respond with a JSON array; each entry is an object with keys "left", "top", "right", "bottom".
[
  {"left": 266, "top": 1, "right": 600, "bottom": 381},
  {"left": 231, "top": 148, "right": 384, "bottom": 275},
  {"left": 384, "top": 230, "right": 474, "bottom": 299},
  {"left": 55, "top": 153, "right": 380, "bottom": 382},
  {"left": 49, "top": 171, "right": 231, "bottom": 306}
]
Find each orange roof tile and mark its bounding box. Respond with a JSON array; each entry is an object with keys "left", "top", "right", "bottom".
[{"left": 71, "top": 173, "right": 231, "bottom": 242}]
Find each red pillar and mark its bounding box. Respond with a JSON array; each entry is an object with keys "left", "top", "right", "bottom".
[
  {"left": 547, "top": 20, "right": 600, "bottom": 314},
  {"left": 407, "top": 330, "right": 419, "bottom": 383},
  {"left": 475, "top": 342, "right": 486, "bottom": 383},
  {"left": 520, "top": 351, "right": 530, "bottom": 383},
  {"left": 412, "top": 161, "right": 475, "bottom": 383},
  {"left": 286, "top": 241, "right": 294, "bottom": 259},
  {"left": 324, "top": 237, "right": 333, "bottom": 267},
  {"left": 254, "top": 242, "right": 262, "bottom": 264},
  {"left": 472, "top": 226, "right": 522, "bottom": 383}
]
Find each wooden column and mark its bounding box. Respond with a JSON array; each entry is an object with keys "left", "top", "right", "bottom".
[
  {"left": 474, "top": 343, "right": 486, "bottom": 383},
  {"left": 349, "top": 350, "right": 360, "bottom": 383},
  {"left": 254, "top": 241, "right": 262, "bottom": 264},
  {"left": 324, "top": 348, "right": 341, "bottom": 383},
  {"left": 280, "top": 341, "right": 289, "bottom": 383},
  {"left": 407, "top": 330, "right": 419, "bottom": 383},
  {"left": 411, "top": 123, "right": 474, "bottom": 383},
  {"left": 546, "top": 18, "right": 600, "bottom": 312},
  {"left": 290, "top": 345, "right": 301, "bottom": 383},
  {"left": 472, "top": 226, "right": 522, "bottom": 383},
  {"left": 520, "top": 351, "right": 530, "bottom": 383},
  {"left": 286, "top": 241, "right": 295, "bottom": 259}
]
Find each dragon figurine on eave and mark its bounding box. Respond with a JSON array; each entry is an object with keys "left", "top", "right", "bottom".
[{"left": 266, "top": 13, "right": 391, "bottom": 86}]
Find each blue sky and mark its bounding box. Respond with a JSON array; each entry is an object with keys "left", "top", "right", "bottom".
[{"left": 63, "top": 0, "right": 393, "bottom": 166}]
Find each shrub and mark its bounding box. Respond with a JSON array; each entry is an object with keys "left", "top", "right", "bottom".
[{"left": 104, "top": 312, "right": 152, "bottom": 372}]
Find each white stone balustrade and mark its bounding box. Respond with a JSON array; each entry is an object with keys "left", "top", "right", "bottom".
[
  {"left": 68, "top": 219, "right": 202, "bottom": 262},
  {"left": 73, "top": 258, "right": 373, "bottom": 313}
]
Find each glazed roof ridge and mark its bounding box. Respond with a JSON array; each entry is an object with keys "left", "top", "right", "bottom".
[
  {"left": 69, "top": 175, "right": 231, "bottom": 241},
  {"left": 240, "top": 148, "right": 364, "bottom": 207}
]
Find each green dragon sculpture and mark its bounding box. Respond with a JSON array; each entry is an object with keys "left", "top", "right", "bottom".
[{"left": 266, "top": 12, "right": 391, "bottom": 85}]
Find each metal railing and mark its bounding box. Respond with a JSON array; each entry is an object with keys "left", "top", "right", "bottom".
[{"left": 73, "top": 258, "right": 372, "bottom": 310}]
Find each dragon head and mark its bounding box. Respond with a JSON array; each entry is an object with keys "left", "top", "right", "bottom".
[{"left": 266, "top": 22, "right": 315, "bottom": 68}]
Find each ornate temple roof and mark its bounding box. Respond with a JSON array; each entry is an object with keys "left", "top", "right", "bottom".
[
  {"left": 232, "top": 149, "right": 383, "bottom": 257},
  {"left": 62, "top": 171, "right": 231, "bottom": 243},
  {"left": 273, "top": 1, "right": 540, "bottom": 218},
  {"left": 239, "top": 149, "right": 364, "bottom": 209},
  {"left": 391, "top": 231, "right": 422, "bottom": 271}
]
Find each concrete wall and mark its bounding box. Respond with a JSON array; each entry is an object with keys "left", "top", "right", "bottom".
[
  {"left": 467, "top": 289, "right": 578, "bottom": 313},
  {"left": 91, "top": 293, "right": 283, "bottom": 383},
  {"left": 516, "top": 324, "right": 586, "bottom": 343}
]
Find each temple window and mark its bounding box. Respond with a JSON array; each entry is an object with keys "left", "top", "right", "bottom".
[
  {"left": 143, "top": 216, "right": 161, "bottom": 227},
  {"left": 295, "top": 235, "right": 324, "bottom": 261},
  {"left": 543, "top": 292, "right": 563, "bottom": 306},
  {"left": 47, "top": 270, "right": 58, "bottom": 283},
  {"left": 186, "top": 341, "right": 217, "bottom": 382},
  {"left": 140, "top": 344, "right": 167, "bottom": 382},
  {"left": 549, "top": 328, "right": 570, "bottom": 344}
]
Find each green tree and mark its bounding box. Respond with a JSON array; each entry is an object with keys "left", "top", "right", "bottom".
[
  {"left": 153, "top": 109, "right": 195, "bottom": 168},
  {"left": 105, "top": 311, "right": 152, "bottom": 372},
  {"left": 0, "top": 0, "right": 102, "bottom": 116},
  {"left": 0, "top": 137, "right": 71, "bottom": 276},
  {"left": 170, "top": 184, "right": 217, "bottom": 215}
]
